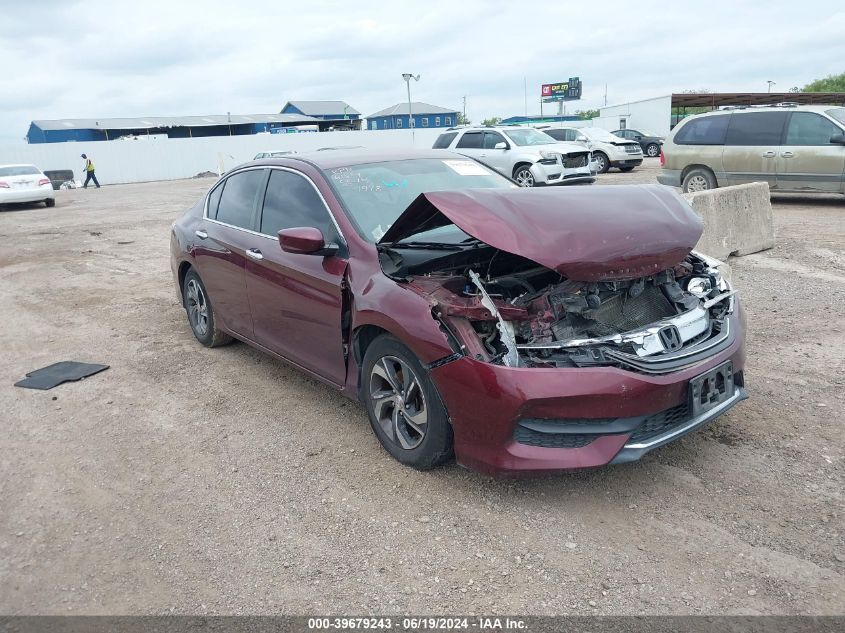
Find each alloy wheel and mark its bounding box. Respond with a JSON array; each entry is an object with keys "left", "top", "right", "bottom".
[
  {"left": 647, "top": 144, "right": 660, "bottom": 157},
  {"left": 185, "top": 278, "right": 209, "bottom": 336},
  {"left": 369, "top": 356, "right": 428, "bottom": 450},
  {"left": 686, "top": 175, "right": 710, "bottom": 192},
  {"left": 594, "top": 154, "right": 607, "bottom": 172},
  {"left": 514, "top": 168, "right": 535, "bottom": 187}
]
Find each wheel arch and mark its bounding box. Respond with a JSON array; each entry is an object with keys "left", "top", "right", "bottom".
[{"left": 177, "top": 260, "right": 194, "bottom": 304}]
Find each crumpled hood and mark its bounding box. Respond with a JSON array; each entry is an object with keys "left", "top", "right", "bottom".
[{"left": 378, "top": 184, "right": 703, "bottom": 281}]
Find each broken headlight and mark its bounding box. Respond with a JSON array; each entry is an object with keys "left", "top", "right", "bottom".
[{"left": 686, "top": 276, "right": 713, "bottom": 297}]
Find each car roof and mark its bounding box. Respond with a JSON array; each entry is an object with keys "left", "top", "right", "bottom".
[
  {"left": 0, "top": 163, "right": 39, "bottom": 169},
  {"left": 252, "top": 148, "right": 470, "bottom": 170},
  {"left": 685, "top": 104, "right": 840, "bottom": 118}
]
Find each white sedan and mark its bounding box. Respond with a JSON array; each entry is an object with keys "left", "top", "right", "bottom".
[{"left": 0, "top": 164, "right": 56, "bottom": 208}]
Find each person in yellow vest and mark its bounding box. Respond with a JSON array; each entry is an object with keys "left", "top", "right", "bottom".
[{"left": 80, "top": 154, "right": 100, "bottom": 188}]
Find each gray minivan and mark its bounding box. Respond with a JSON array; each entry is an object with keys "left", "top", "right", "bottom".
[{"left": 658, "top": 104, "right": 845, "bottom": 194}]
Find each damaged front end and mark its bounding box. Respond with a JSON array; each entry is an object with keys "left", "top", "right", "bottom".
[
  {"left": 377, "top": 186, "right": 738, "bottom": 376},
  {"left": 415, "top": 251, "right": 735, "bottom": 374}
]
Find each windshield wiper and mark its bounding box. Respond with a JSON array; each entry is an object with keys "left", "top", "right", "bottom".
[{"left": 382, "top": 241, "right": 467, "bottom": 250}]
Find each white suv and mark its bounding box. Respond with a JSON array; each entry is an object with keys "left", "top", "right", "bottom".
[
  {"left": 543, "top": 127, "right": 643, "bottom": 173},
  {"left": 432, "top": 126, "right": 594, "bottom": 186}
]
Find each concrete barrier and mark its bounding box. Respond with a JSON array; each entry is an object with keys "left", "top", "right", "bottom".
[{"left": 683, "top": 182, "right": 775, "bottom": 259}]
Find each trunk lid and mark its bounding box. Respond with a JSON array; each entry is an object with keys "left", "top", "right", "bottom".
[{"left": 378, "top": 184, "right": 703, "bottom": 281}]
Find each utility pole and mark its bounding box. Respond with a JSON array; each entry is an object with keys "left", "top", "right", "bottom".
[
  {"left": 402, "top": 73, "right": 420, "bottom": 143},
  {"left": 523, "top": 77, "right": 528, "bottom": 117},
  {"left": 767, "top": 80, "right": 776, "bottom": 93},
  {"left": 462, "top": 95, "right": 467, "bottom": 123},
  {"left": 604, "top": 83, "right": 608, "bottom": 106}
]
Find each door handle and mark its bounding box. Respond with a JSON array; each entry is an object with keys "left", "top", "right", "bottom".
[
  {"left": 781, "top": 151, "right": 794, "bottom": 158},
  {"left": 245, "top": 248, "right": 264, "bottom": 261},
  {"left": 195, "top": 229, "right": 208, "bottom": 239},
  {"left": 762, "top": 151, "right": 776, "bottom": 158}
]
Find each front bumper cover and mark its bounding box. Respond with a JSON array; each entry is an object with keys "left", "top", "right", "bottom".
[{"left": 429, "top": 309, "right": 746, "bottom": 475}]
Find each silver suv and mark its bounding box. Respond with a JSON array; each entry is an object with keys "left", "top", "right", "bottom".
[
  {"left": 433, "top": 126, "right": 594, "bottom": 186},
  {"left": 658, "top": 104, "right": 845, "bottom": 194}
]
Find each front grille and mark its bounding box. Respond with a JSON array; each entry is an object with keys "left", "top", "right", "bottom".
[
  {"left": 628, "top": 404, "right": 690, "bottom": 443},
  {"left": 624, "top": 144, "right": 641, "bottom": 154},
  {"left": 563, "top": 152, "right": 588, "bottom": 168},
  {"left": 513, "top": 426, "right": 596, "bottom": 449},
  {"left": 513, "top": 402, "right": 695, "bottom": 449}
]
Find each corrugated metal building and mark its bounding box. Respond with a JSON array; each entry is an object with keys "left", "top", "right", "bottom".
[
  {"left": 366, "top": 102, "right": 459, "bottom": 130},
  {"left": 26, "top": 113, "right": 320, "bottom": 144},
  {"left": 280, "top": 101, "right": 362, "bottom": 130}
]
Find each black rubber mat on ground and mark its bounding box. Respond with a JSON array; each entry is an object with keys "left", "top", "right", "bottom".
[{"left": 14, "top": 361, "right": 109, "bottom": 390}]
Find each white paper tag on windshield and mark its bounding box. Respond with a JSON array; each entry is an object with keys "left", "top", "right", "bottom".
[{"left": 442, "top": 159, "right": 491, "bottom": 176}]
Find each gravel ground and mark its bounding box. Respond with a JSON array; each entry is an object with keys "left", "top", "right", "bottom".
[{"left": 1, "top": 159, "right": 843, "bottom": 615}]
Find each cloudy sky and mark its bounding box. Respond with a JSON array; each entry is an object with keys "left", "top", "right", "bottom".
[{"left": 2, "top": 0, "right": 843, "bottom": 143}]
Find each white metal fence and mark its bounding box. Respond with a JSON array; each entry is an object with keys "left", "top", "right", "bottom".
[{"left": 0, "top": 128, "right": 444, "bottom": 185}]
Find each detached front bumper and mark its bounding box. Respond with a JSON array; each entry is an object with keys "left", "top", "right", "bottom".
[{"left": 429, "top": 309, "right": 746, "bottom": 475}]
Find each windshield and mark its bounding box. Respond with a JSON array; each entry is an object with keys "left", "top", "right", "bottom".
[
  {"left": 826, "top": 108, "right": 845, "bottom": 126},
  {"left": 503, "top": 128, "right": 557, "bottom": 146},
  {"left": 328, "top": 158, "right": 515, "bottom": 242},
  {"left": 0, "top": 165, "right": 40, "bottom": 176},
  {"left": 582, "top": 128, "right": 620, "bottom": 141}
]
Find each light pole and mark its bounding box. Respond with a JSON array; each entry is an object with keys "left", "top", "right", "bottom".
[
  {"left": 767, "top": 80, "right": 776, "bottom": 93},
  {"left": 402, "top": 73, "right": 420, "bottom": 142}
]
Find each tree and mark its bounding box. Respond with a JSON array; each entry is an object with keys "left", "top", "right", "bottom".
[
  {"left": 575, "top": 109, "right": 599, "bottom": 120},
  {"left": 802, "top": 72, "right": 845, "bottom": 92},
  {"left": 481, "top": 116, "right": 501, "bottom": 127},
  {"left": 456, "top": 113, "right": 471, "bottom": 125}
]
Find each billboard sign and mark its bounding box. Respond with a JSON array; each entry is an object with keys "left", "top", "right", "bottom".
[{"left": 541, "top": 77, "right": 582, "bottom": 102}]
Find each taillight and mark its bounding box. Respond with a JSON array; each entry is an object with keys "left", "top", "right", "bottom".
[
  {"left": 0, "top": 181, "right": 9, "bottom": 189},
  {"left": 38, "top": 178, "right": 50, "bottom": 186},
  {"left": 659, "top": 150, "right": 665, "bottom": 167}
]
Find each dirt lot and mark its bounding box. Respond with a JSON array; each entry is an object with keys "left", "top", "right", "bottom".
[{"left": 1, "top": 159, "right": 843, "bottom": 615}]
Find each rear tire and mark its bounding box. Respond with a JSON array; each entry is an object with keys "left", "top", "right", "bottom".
[
  {"left": 646, "top": 143, "right": 660, "bottom": 157},
  {"left": 592, "top": 152, "right": 609, "bottom": 174},
  {"left": 362, "top": 334, "right": 453, "bottom": 470},
  {"left": 182, "top": 269, "right": 232, "bottom": 347},
  {"left": 682, "top": 168, "right": 717, "bottom": 193},
  {"left": 45, "top": 198, "right": 56, "bottom": 208},
  {"left": 619, "top": 166, "right": 636, "bottom": 172}
]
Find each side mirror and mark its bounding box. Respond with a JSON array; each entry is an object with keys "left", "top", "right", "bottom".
[
  {"left": 830, "top": 133, "right": 845, "bottom": 145},
  {"left": 494, "top": 141, "right": 508, "bottom": 150},
  {"left": 634, "top": 135, "right": 642, "bottom": 140},
  {"left": 278, "top": 227, "right": 337, "bottom": 256},
  {"left": 577, "top": 135, "right": 588, "bottom": 143}
]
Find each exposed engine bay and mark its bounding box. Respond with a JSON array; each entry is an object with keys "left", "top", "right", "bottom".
[{"left": 404, "top": 250, "right": 736, "bottom": 374}]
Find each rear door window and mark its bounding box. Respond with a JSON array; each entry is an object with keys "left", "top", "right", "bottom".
[
  {"left": 456, "top": 132, "right": 483, "bottom": 149},
  {"left": 432, "top": 132, "right": 458, "bottom": 149},
  {"left": 206, "top": 182, "right": 224, "bottom": 219},
  {"left": 725, "top": 112, "right": 787, "bottom": 146},
  {"left": 215, "top": 169, "right": 265, "bottom": 229},
  {"left": 674, "top": 115, "right": 730, "bottom": 145},
  {"left": 784, "top": 112, "right": 842, "bottom": 145}
]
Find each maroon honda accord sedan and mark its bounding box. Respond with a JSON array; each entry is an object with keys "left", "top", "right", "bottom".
[{"left": 170, "top": 149, "right": 746, "bottom": 474}]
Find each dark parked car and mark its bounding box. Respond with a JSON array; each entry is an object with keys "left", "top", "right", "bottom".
[
  {"left": 613, "top": 129, "right": 664, "bottom": 157},
  {"left": 170, "top": 149, "right": 747, "bottom": 475}
]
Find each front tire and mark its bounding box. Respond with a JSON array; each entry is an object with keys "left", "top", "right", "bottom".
[
  {"left": 512, "top": 164, "right": 536, "bottom": 187},
  {"left": 682, "top": 168, "right": 717, "bottom": 193},
  {"left": 646, "top": 143, "right": 660, "bottom": 157},
  {"left": 619, "top": 166, "right": 636, "bottom": 172},
  {"left": 45, "top": 198, "right": 56, "bottom": 208},
  {"left": 362, "top": 335, "right": 453, "bottom": 470},
  {"left": 182, "top": 269, "right": 232, "bottom": 347},
  {"left": 592, "top": 152, "right": 609, "bottom": 174}
]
